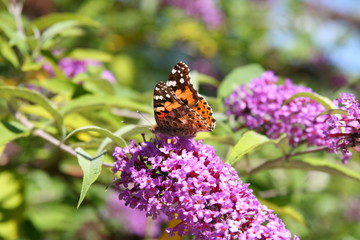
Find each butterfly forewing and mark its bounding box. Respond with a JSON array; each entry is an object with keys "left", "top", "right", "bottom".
[
  {"left": 167, "top": 62, "right": 198, "bottom": 107},
  {"left": 152, "top": 61, "right": 216, "bottom": 138}
]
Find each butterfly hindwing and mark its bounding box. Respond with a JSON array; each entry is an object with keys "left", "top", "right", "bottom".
[{"left": 152, "top": 61, "right": 216, "bottom": 138}]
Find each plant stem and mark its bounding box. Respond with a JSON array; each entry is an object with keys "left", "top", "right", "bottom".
[
  {"left": 14, "top": 111, "right": 114, "bottom": 168},
  {"left": 244, "top": 146, "right": 329, "bottom": 175}
]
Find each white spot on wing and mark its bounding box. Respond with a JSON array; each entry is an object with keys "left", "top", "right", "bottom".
[
  {"left": 167, "top": 80, "right": 176, "bottom": 87},
  {"left": 180, "top": 78, "right": 185, "bottom": 84}
]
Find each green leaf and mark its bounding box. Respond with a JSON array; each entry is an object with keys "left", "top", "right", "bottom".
[
  {"left": 21, "top": 55, "right": 43, "bottom": 71},
  {"left": 0, "top": 121, "right": 29, "bottom": 145},
  {"left": 8, "top": 31, "right": 28, "bottom": 56},
  {"left": 191, "top": 71, "right": 219, "bottom": 87},
  {"left": 0, "top": 171, "right": 23, "bottom": 209},
  {"left": 35, "top": 78, "right": 76, "bottom": 98},
  {"left": 226, "top": 131, "right": 282, "bottom": 164},
  {"left": 316, "top": 109, "right": 348, "bottom": 118},
  {"left": 65, "top": 126, "right": 127, "bottom": 149},
  {"left": 0, "top": 171, "right": 24, "bottom": 240},
  {"left": 249, "top": 156, "right": 360, "bottom": 182},
  {"left": 32, "top": 13, "right": 100, "bottom": 31},
  {"left": 259, "top": 199, "right": 307, "bottom": 226},
  {"left": 78, "top": 77, "right": 115, "bottom": 95},
  {"left": 0, "top": 86, "right": 65, "bottom": 136},
  {"left": 68, "top": 48, "right": 113, "bottom": 62},
  {"left": 97, "top": 125, "right": 150, "bottom": 153},
  {"left": 76, "top": 147, "right": 104, "bottom": 208},
  {"left": 59, "top": 95, "right": 152, "bottom": 116},
  {"left": 218, "top": 64, "right": 264, "bottom": 99},
  {"left": 292, "top": 157, "right": 360, "bottom": 182},
  {"left": 284, "top": 92, "right": 336, "bottom": 110},
  {"left": 41, "top": 20, "right": 84, "bottom": 44},
  {"left": 0, "top": 12, "right": 15, "bottom": 40},
  {"left": 0, "top": 37, "right": 19, "bottom": 68}
]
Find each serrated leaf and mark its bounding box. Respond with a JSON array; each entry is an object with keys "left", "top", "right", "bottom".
[
  {"left": 0, "top": 86, "right": 64, "bottom": 136},
  {"left": 32, "top": 13, "right": 100, "bottom": 31},
  {"left": 76, "top": 147, "right": 104, "bottom": 208},
  {"left": 0, "top": 37, "right": 19, "bottom": 68},
  {"left": 284, "top": 92, "right": 336, "bottom": 110},
  {"left": 218, "top": 64, "right": 264, "bottom": 99},
  {"left": 65, "top": 126, "right": 127, "bottom": 149},
  {"left": 0, "top": 121, "right": 29, "bottom": 145},
  {"left": 226, "top": 131, "right": 282, "bottom": 164},
  {"left": 59, "top": 95, "right": 152, "bottom": 116}
]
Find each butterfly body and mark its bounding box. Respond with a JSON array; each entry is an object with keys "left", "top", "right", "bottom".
[{"left": 152, "top": 61, "right": 216, "bottom": 138}]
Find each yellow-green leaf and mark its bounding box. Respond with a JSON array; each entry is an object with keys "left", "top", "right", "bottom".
[
  {"left": 68, "top": 48, "right": 113, "bottom": 62},
  {"left": 218, "top": 64, "right": 264, "bottom": 99},
  {"left": 226, "top": 131, "right": 282, "bottom": 164},
  {"left": 0, "top": 121, "right": 29, "bottom": 145},
  {"left": 59, "top": 95, "right": 152, "bottom": 116},
  {"left": 284, "top": 92, "right": 336, "bottom": 110},
  {"left": 0, "top": 37, "right": 19, "bottom": 68},
  {"left": 97, "top": 125, "right": 150, "bottom": 152},
  {"left": 0, "top": 86, "right": 64, "bottom": 136},
  {"left": 76, "top": 147, "right": 104, "bottom": 208},
  {"left": 32, "top": 13, "right": 100, "bottom": 30},
  {"left": 65, "top": 126, "right": 127, "bottom": 149},
  {"left": 259, "top": 199, "right": 307, "bottom": 226}
]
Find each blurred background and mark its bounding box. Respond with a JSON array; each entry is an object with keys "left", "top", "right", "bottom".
[
  {"left": 1, "top": 0, "right": 360, "bottom": 239},
  {"left": 11, "top": 0, "right": 360, "bottom": 93}
]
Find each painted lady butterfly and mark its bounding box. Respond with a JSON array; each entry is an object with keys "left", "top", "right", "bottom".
[{"left": 151, "top": 61, "right": 216, "bottom": 138}]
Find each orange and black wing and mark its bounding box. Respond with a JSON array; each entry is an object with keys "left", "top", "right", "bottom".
[
  {"left": 153, "top": 82, "right": 209, "bottom": 137},
  {"left": 166, "top": 61, "right": 216, "bottom": 131}
]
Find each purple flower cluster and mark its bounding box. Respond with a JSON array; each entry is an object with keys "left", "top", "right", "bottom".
[
  {"left": 224, "top": 71, "right": 327, "bottom": 147},
  {"left": 43, "top": 58, "right": 116, "bottom": 83},
  {"left": 161, "top": 0, "right": 224, "bottom": 27},
  {"left": 324, "top": 93, "right": 360, "bottom": 163},
  {"left": 112, "top": 135, "right": 298, "bottom": 239}
]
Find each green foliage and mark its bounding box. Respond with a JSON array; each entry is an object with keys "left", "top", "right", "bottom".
[
  {"left": 217, "top": 64, "right": 264, "bottom": 99},
  {"left": 0, "top": 86, "right": 65, "bottom": 136},
  {"left": 285, "top": 92, "right": 337, "bottom": 110},
  {"left": 0, "top": 0, "right": 359, "bottom": 239},
  {"left": 75, "top": 147, "right": 104, "bottom": 208},
  {"left": 226, "top": 130, "right": 283, "bottom": 164}
]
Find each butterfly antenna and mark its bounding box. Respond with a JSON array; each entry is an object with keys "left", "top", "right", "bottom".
[{"left": 137, "top": 110, "right": 153, "bottom": 126}]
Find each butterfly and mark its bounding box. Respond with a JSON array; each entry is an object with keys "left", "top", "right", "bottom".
[{"left": 151, "top": 61, "right": 216, "bottom": 138}]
